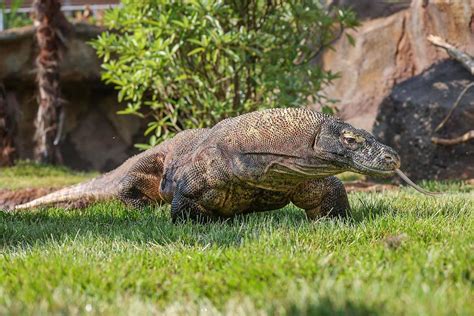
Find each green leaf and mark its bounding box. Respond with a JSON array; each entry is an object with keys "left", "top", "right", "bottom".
[
  {"left": 187, "top": 47, "right": 205, "bottom": 56},
  {"left": 346, "top": 33, "right": 356, "bottom": 46}
]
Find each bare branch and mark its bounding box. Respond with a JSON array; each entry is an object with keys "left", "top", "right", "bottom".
[
  {"left": 435, "top": 82, "right": 474, "bottom": 132},
  {"left": 427, "top": 35, "right": 474, "bottom": 75},
  {"left": 431, "top": 130, "right": 474, "bottom": 146}
]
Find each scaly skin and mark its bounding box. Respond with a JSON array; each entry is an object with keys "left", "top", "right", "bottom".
[{"left": 15, "top": 108, "right": 401, "bottom": 221}]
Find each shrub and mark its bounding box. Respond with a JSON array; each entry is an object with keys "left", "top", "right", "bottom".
[
  {"left": 92, "top": 0, "right": 358, "bottom": 148},
  {"left": 1, "top": 0, "right": 32, "bottom": 29}
]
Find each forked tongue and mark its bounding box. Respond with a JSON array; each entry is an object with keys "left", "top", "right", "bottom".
[{"left": 395, "top": 169, "right": 441, "bottom": 196}]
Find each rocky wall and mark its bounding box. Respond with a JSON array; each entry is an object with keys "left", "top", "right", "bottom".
[
  {"left": 0, "top": 23, "right": 145, "bottom": 171},
  {"left": 319, "top": 0, "right": 474, "bottom": 131}
]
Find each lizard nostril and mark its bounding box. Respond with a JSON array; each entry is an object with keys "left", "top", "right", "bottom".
[{"left": 384, "top": 154, "right": 394, "bottom": 163}]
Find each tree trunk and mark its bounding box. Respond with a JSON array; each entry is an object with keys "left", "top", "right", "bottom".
[{"left": 33, "top": 0, "right": 70, "bottom": 164}]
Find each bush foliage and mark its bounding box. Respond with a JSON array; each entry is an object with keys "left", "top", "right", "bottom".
[
  {"left": 93, "top": 0, "right": 358, "bottom": 148},
  {"left": 1, "top": 0, "right": 32, "bottom": 29}
]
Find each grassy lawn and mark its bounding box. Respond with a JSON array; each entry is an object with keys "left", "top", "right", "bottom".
[
  {"left": 0, "top": 161, "right": 97, "bottom": 190},
  {"left": 0, "top": 164, "right": 473, "bottom": 315}
]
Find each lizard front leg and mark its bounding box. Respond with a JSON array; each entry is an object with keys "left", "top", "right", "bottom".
[
  {"left": 291, "top": 176, "right": 350, "bottom": 219},
  {"left": 170, "top": 150, "right": 230, "bottom": 223}
]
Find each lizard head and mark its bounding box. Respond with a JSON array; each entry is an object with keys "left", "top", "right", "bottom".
[{"left": 314, "top": 120, "right": 400, "bottom": 177}]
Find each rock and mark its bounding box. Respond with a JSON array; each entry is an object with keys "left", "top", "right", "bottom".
[
  {"left": 0, "top": 23, "right": 103, "bottom": 82},
  {"left": 318, "top": 0, "right": 474, "bottom": 131},
  {"left": 9, "top": 80, "right": 145, "bottom": 172},
  {"left": 327, "top": 0, "right": 411, "bottom": 20},
  {"left": 373, "top": 59, "right": 474, "bottom": 181},
  {"left": 0, "top": 23, "right": 146, "bottom": 171},
  {"left": 0, "top": 84, "right": 17, "bottom": 166}
]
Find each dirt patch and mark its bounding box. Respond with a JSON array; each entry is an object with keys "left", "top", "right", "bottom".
[
  {"left": 344, "top": 181, "right": 399, "bottom": 193},
  {"left": 0, "top": 187, "right": 56, "bottom": 211}
]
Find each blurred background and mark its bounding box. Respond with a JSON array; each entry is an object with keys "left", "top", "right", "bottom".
[{"left": 0, "top": 0, "right": 472, "bottom": 182}]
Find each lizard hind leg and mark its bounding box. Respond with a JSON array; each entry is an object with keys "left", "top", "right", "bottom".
[
  {"left": 118, "top": 174, "right": 157, "bottom": 209},
  {"left": 291, "top": 176, "right": 350, "bottom": 219},
  {"left": 117, "top": 154, "right": 167, "bottom": 209}
]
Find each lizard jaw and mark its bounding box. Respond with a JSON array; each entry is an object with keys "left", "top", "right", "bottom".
[{"left": 350, "top": 161, "right": 398, "bottom": 177}]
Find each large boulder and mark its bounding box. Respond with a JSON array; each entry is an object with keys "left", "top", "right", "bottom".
[
  {"left": 318, "top": 0, "right": 474, "bottom": 131},
  {"left": 373, "top": 59, "right": 474, "bottom": 181}
]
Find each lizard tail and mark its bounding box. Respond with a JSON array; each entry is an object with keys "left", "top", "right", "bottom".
[{"left": 14, "top": 173, "right": 121, "bottom": 210}]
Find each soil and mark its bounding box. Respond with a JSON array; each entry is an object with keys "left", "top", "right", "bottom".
[{"left": 344, "top": 181, "right": 399, "bottom": 193}]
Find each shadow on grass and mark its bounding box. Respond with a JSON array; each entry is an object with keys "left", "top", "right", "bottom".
[
  {"left": 0, "top": 197, "right": 395, "bottom": 249},
  {"left": 282, "top": 297, "right": 381, "bottom": 316},
  {"left": 348, "top": 194, "right": 396, "bottom": 223}
]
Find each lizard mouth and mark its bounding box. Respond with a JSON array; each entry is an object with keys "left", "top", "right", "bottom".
[
  {"left": 351, "top": 161, "right": 397, "bottom": 176},
  {"left": 350, "top": 164, "right": 441, "bottom": 196}
]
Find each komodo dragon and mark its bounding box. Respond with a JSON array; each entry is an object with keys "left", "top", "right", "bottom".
[{"left": 15, "top": 108, "right": 434, "bottom": 221}]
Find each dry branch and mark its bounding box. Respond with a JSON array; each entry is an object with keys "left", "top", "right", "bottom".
[
  {"left": 427, "top": 35, "right": 474, "bottom": 75},
  {"left": 435, "top": 82, "right": 474, "bottom": 132},
  {"left": 428, "top": 34, "right": 474, "bottom": 147},
  {"left": 431, "top": 130, "right": 474, "bottom": 146}
]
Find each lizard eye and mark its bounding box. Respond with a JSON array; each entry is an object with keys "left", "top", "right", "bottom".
[
  {"left": 341, "top": 131, "right": 364, "bottom": 149},
  {"left": 344, "top": 136, "right": 356, "bottom": 145}
]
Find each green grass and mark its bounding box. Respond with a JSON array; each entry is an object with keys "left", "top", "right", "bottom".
[
  {"left": 337, "top": 171, "right": 365, "bottom": 182},
  {"left": 0, "top": 161, "right": 97, "bottom": 190},
  {"left": 0, "top": 165, "right": 473, "bottom": 315}
]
